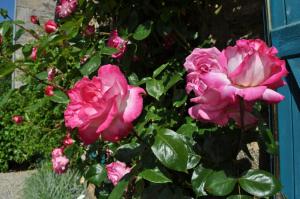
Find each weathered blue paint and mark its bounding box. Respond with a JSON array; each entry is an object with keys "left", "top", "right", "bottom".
[{"left": 268, "top": 0, "right": 300, "bottom": 198}]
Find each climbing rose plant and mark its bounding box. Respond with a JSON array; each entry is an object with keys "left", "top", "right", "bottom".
[{"left": 0, "top": 1, "right": 286, "bottom": 198}]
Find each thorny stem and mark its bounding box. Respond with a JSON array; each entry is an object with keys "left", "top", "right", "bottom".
[
  {"left": 7, "top": 15, "right": 40, "bottom": 40},
  {"left": 16, "top": 66, "right": 67, "bottom": 93}
]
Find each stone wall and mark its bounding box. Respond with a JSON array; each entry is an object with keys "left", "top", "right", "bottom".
[{"left": 12, "top": 0, "right": 56, "bottom": 88}]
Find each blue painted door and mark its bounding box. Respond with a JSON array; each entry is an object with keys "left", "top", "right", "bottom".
[{"left": 267, "top": 0, "right": 300, "bottom": 198}]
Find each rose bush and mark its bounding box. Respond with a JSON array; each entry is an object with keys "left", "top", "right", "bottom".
[{"left": 0, "top": 1, "right": 285, "bottom": 198}]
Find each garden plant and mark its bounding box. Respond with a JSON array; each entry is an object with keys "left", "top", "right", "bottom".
[{"left": 0, "top": 0, "right": 287, "bottom": 198}]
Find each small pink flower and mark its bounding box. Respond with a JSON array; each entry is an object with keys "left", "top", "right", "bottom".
[
  {"left": 52, "top": 155, "right": 69, "bottom": 174},
  {"left": 52, "top": 147, "right": 64, "bottom": 158},
  {"left": 45, "top": 85, "right": 54, "bottom": 96},
  {"left": 106, "top": 161, "right": 131, "bottom": 186},
  {"left": 64, "top": 64, "right": 145, "bottom": 144},
  {"left": 107, "top": 30, "right": 127, "bottom": 59},
  {"left": 47, "top": 68, "right": 57, "bottom": 81},
  {"left": 44, "top": 20, "right": 58, "bottom": 34},
  {"left": 63, "top": 133, "right": 74, "bottom": 146},
  {"left": 12, "top": 115, "right": 23, "bottom": 124},
  {"left": 31, "top": 47, "right": 38, "bottom": 61},
  {"left": 30, "top": 15, "right": 39, "bottom": 24},
  {"left": 56, "top": 0, "right": 78, "bottom": 18}
]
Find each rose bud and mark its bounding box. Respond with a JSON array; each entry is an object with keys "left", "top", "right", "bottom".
[
  {"left": 107, "top": 30, "right": 127, "bottom": 59},
  {"left": 30, "top": 47, "right": 38, "bottom": 61},
  {"left": 63, "top": 133, "right": 74, "bottom": 146},
  {"left": 44, "top": 20, "right": 58, "bottom": 34},
  {"left": 30, "top": 15, "right": 39, "bottom": 25},
  {"left": 0, "top": 34, "right": 3, "bottom": 45},
  {"left": 47, "top": 68, "right": 57, "bottom": 81},
  {"left": 12, "top": 115, "right": 23, "bottom": 124},
  {"left": 44, "top": 85, "right": 54, "bottom": 96},
  {"left": 84, "top": 25, "right": 95, "bottom": 36},
  {"left": 106, "top": 161, "right": 131, "bottom": 186}
]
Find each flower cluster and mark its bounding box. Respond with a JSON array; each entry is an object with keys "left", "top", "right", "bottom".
[
  {"left": 56, "top": 0, "right": 78, "bottom": 18},
  {"left": 184, "top": 39, "right": 288, "bottom": 126},
  {"left": 64, "top": 64, "right": 145, "bottom": 144},
  {"left": 51, "top": 148, "right": 69, "bottom": 174}
]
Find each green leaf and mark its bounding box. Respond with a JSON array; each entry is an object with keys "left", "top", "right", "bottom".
[
  {"left": 60, "top": 17, "right": 83, "bottom": 38},
  {"left": 50, "top": 90, "right": 69, "bottom": 104},
  {"left": 0, "top": 62, "right": 17, "bottom": 78},
  {"left": 191, "top": 165, "right": 214, "bottom": 196},
  {"left": 36, "top": 72, "right": 48, "bottom": 80},
  {"left": 86, "top": 164, "right": 107, "bottom": 186},
  {"left": 186, "top": 146, "right": 201, "bottom": 170},
  {"left": 205, "top": 170, "right": 237, "bottom": 196},
  {"left": 164, "top": 73, "right": 182, "bottom": 92},
  {"left": 177, "top": 123, "right": 198, "bottom": 138},
  {"left": 133, "top": 21, "right": 153, "bottom": 40},
  {"left": 139, "top": 167, "right": 172, "bottom": 183},
  {"left": 128, "top": 73, "right": 139, "bottom": 85},
  {"left": 101, "top": 46, "right": 118, "bottom": 56},
  {"left": 151, "top": 129, "right": 188, "bottom": 172},
  {"left": 108, "top": 178, "right": 129, "bottom": 199},
  {"left": 239, "top": 169, "right": 281, "bottom": 197},
  {"left": 146, "top": 79, "right": 164, "bottom": 100},
  {"left": 226, "top": 195, "right": 253, "bottom": 199},
  {"left": 153, "top": 63, "right": 169, "bottom": 78},
  {"left": 172, "top": 89, "right": 187, "bottom": 107},
  {"left": 14, "top": 29, "right": 25, "bottom": 41},
  {"left": 80, "top": 52, "right": 101, "bottom": 76},
  {"left": 115, "top": 143, "right": 142, "bottom": 163}
]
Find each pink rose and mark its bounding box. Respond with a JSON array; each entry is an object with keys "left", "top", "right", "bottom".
[
  {"left": 47, "top": 68, "right": 57, "bottom": 81},
  {"left": 45, "top": 85, "right": 54, "bottom": 96},
  {"left": 106, "top": 161, "right": 131, "bottom": 186},
  {"left": 56, "top": 0, "right": 78, "bottom": 18},
  {"left": 184, "top": 47, "right": 226, "bottom": 73},
  {"left": 44, "top": 20, "right": 58, "bottom": 34},
  {"left": 215, "top": 39, "right": 287, "bottom": 103},
  {"left": 52, "top": 155, "right": 69, "bottom": 174},
  {"left": 63, "top": 133, "right": 74, "bottom": 146},
  {"left": 188, "top": 88, "right": 257, "bottom": 126},
  {"left": 52, "top": 147, "right": 64, "bottom": 158},
  {"left": 30, "top": 15, "right": 39, "bottom": 25},
  {"left": 31, "top": 47, "right": 37, "bottom": 61},
  {"left": 64, "top": 64, "right": 145, "bottom": 144},
  {"left": 12, "top": 115, "right": 23, "bottom": 124},
  {"left": 107, "top": 30, "right": 127, "bottom": 59}
]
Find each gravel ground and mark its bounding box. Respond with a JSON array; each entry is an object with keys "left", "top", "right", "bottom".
[{"left": 0, "top": 170, "right": 36, "bottom": 199}]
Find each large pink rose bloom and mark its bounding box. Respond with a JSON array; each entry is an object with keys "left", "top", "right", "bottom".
[
  {"left": 106, "top": 161, "right": 131, "bottom": 186},
  {"left": 201, "top": 39, "right": 288, "bottom": 103},
  {"left": 56, "top": 0, "right": 78, "bottom": 18},
  {"left": 64, "top": 64, "right": 145, "bottom": 144},
  {"left": 107, "top": 30, "right": 127, "bottom": 59}
]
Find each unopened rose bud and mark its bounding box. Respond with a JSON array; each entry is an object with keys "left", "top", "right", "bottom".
[
  {"left": 44, "top": 85, "right": 54, "bottom": 96},
  {"left": 63, "top": 133, "right": 74, "bottom": 146},
  {"left": 31, "top": 47, "right": 38, "bottom": 61},
  {"left": 47, "top": 68, "right": 57, "bottom": 81},
  {"left": 84, "top": 25, "right": 95, "bottom": 36},
  {"left": 30, "top": 15, "right": 39, "bottom": 25},
  {"left": 0, "top": 34, "right": 3, "bottom": 45},
  {"left": 12, "top": 115, "right": 23, "bottom": 124},
  {"left": 44, "top": 20, "right": 58, "bottom": 34}
]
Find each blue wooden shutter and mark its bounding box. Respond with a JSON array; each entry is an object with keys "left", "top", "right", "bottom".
[{"left": 267, "top": 0, "right": 300, "bottom": 198}]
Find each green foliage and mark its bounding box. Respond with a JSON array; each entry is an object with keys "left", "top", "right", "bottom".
[
  {"left": 23, "top": 164, "right": 86, "bottom": 199},
  {"left": 0, "top": 1, "right": 280, "bottom": 198},
  {"left": 0, "top": 85, "right": 64, "bottom": 172}
]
